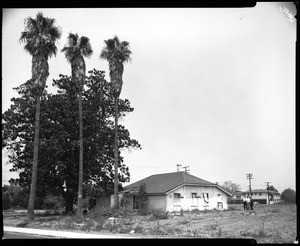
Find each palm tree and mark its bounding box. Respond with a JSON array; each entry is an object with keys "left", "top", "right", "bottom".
[
  {"left": 62, "top": 33, "right": 93, "bottom": 220},
  {"left": 19, "top": 12, "right": 61, "bottom": 221},
  {"left": 100, "top": 36, "right": 131, "bottom": 209}
]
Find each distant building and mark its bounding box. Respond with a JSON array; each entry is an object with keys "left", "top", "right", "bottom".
[
  {"left": 109, "top": 171, "right": 232, "bottom": 212},
  {"left": 231, "top": 189, "right": 281, "bottom": 204}
]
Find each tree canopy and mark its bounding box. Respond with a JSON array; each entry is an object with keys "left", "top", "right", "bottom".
[
  {"left": 280, "top": 188, "right": 296, "bottom": 203},
  {"left": 220, "top": 180, "right": 241, "bottom": 193},
  {"left": 268, "top": 185, "right": 278, "bottom": 193},
  {"left": 2, "top": 69, "right": 141, "bottom": 213}
]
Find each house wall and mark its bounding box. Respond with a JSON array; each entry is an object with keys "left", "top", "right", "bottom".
[
  {"left": 166, "top": 185, "right": 229, "bottom": 212},
  {"left": 147, "top": 195, "right": 167, "bottom": 211},
  {"left": 109, "top": 193, "right": 167, "bottom": 211}
]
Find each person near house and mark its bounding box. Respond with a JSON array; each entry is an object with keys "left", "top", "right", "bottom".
[
  {"left": 246, "top": 196, "right": 251, "bottom": 210},
  {"left": 242, "top": 197, "right": 247, "bottom": 210},
  {"left": 250, "top": 199, "right": 254, "bottom": 210}
]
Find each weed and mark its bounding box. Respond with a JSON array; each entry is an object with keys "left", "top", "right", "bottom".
[
  {"left": 64, "top": 217, "right": 77, "bottom": 230},
  {"left": 209, "top": 223, "right": 218, "bottom": 230},
  {"left": 191, "top": 208, "right": 201, "bottom": 214},
  {"left": 88, "top": 206, "right": 122, "bottom": 219},
  {"left": 134, "top": 225, "right": 144, "bottom": 234},
  {"left": 227, "top": 206, "right": 238, "bottom": 211},
  {"left": 191, "top": 229, "right": 200, "bottom": 237},
  {"left": 174, "top": 227, "right": 182, "bottom": 235},
  {"left": 95, "top": 223, "right": 103, "bottom": 231},
  {"left": 80, "top": 218, "right": 96, "bottom": 232},
  {"left": 148, "top": 215, "right": 157, "bottom": 221},
  {"left": 151, "top": 209, "right": 169, "bottom": 220},
  {"left": 217, "top": 227, "right": 222, "bottom": 237},
  {"left": 255, "top": 222, "right": 270, "bottom": 238},
  {"left": 270, "top": 209, "right": 280, "bottom": 213},
  {"left": 177, "top": 218, "right": 190, "bottom": 225},
  {"left": 240, "top": 222, "right": 270, "bottom": 239}
]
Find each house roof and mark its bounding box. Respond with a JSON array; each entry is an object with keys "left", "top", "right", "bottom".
[{"left": 122, "top": 171, "right": 232, "bottom": 196}]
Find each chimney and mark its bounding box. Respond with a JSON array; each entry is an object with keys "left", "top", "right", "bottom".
[{"left": 177, "top": 164, "right": 182, "bottom": 172}]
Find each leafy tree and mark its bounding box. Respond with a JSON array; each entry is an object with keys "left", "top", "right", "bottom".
[
  {"left": 221, "top": 180, "right": 241, "bottom": 193},
  {"left": 62, "top": 32, "right": 93, "bottom": 220},
  {"left": 19, "top": 12, "right": 61, "bottom": 221},
  {"left": 281, "top": 188, "right": 296, "bottom": 203},
  {"left": 268, "top": 185, "right": 278, "bottom": 193},
  {"left": 100, "top": 36, "right": 132, "bottom": 209},
  {"left": 2, "top": 69, "right": 141, "bottom": 214}
]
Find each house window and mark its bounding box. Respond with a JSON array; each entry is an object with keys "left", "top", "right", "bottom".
[
  {"left": 202, "top": 193, "right": 209, "bottom": 203},
  {"left": 174, "top": 193, "right": 184, "bottom": 198},
  {"left": 192, "top": 193, "right": 200, "bottom": 198},
  {"left": 259, "top": 193, "right": 262, "bottom": 196}
]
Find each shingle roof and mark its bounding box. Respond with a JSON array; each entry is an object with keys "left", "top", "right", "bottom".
[{"left": 122, "top": 171, "right": 227, "bottom": 195}]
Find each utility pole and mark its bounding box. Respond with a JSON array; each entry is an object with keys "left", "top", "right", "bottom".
[
  {"left": 265, "top": 182, "right": 271, "bottom": 205},
  {"left": 246, "top": 173, "right": 253, "bottom": 199},
  {"left": 183, "top": 166, "right": 190, "bottom": 173}
]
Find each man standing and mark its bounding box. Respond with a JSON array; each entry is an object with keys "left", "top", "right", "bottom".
[
  {"left": 242, "top": 197, "right": 247, "bottom": 210},
  {"left": 246, "top": 196, "right": 251, "bottom": 210},
  {"left": 250, "top": 199, "right": 254, "bottom": 210}
]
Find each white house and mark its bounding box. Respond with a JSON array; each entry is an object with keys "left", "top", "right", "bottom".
[
  {"left": 242, "top": 189, "right": 281, "bottom": 204},
  {"left": 111, "top": 171, "right": 232, "bottom": 212}
]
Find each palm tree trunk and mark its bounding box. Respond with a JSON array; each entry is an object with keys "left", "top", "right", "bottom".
[
  {"left": 114, "top": 96, "right": 119, "bottom": 209},
  {"left": 27, "top": 94, "right": 41, "bottom": 221},
  {"left": 76, "top": 88, "right": 84, "bottom": 220}
]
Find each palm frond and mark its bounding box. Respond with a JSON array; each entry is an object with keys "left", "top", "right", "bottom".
[
  {"left": 62, "top": 33, "right": 93, "bottom": 62},
  {"left": 69, "top": 33, "right": 78, "bottom": 45},
  {"left": 99, "top": 35, "right": 131, "bottom": 63},
  {"left": 19, "top": 12, "right": 61, "bottom": 58}
]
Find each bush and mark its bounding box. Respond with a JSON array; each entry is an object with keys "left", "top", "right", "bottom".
[
  {"left": 2, "top": 191, "right": 12, "bottom": 210},
  {"left": 281, "top": 188, "right": 296, "bottom": 203},
  {"left": 151, "top": 209, "right": 169, "bottom": 220},
  {"left": 88, "top": 206, "right": 122, "bottom": 219},
  {"left": 136, "top": 183, "right": 148, "bottom": 214}
]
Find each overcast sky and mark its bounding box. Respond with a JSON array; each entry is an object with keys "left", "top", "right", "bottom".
[{"left": 2, "top": 3, "right": 296, "bottom": 193}]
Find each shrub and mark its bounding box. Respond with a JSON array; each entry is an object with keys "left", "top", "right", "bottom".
[
  {"left": 151, "top": 209, "right": 169, "bottom": 220},
  {"left": 177, "top": 219, "right": 190, "bottom": 225},
  {"left": 89, "top": 206, "right": 120, "bottom": 219},
  {"left": 281, "top": 188, "right": 296, "bottom": 203},
  {"left": 136, "top": 183, "right": 148, "bottom": 215},
  {"left": 191, "top": 208, "right": 201, "bottom": 214},
  {"left": 2, "top": 191, "right": 12, "bottom": 210},
  {"left": 81, "top": 218, "right": 96, "bottom": 232}
]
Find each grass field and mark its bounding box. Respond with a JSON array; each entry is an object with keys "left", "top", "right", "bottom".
[{"left": 3, "top": 203, "right": 297, "bottom": 243}]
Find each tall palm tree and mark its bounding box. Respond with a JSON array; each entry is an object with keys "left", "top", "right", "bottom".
[
  {"left": 19, "top": 12, "right": 61, "bottom": 221},
  {"left": 100, "top": 36, "right": 131, "bottom": 209},
  {"left": 62, "top": 33, "right": 93, "bottom": 220}
]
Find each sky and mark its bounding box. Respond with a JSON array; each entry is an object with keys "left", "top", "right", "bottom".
[{"left": 2, "top": 3, "right": 296, "bottom": 193}]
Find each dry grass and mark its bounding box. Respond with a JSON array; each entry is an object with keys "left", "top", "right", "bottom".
[{"left": 3, "top": 204, "right": 297, "bottom": 243}]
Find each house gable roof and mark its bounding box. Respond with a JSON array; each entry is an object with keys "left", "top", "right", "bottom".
[{"left": 122, "top": 172, "right": 232, "bottom": 196}]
